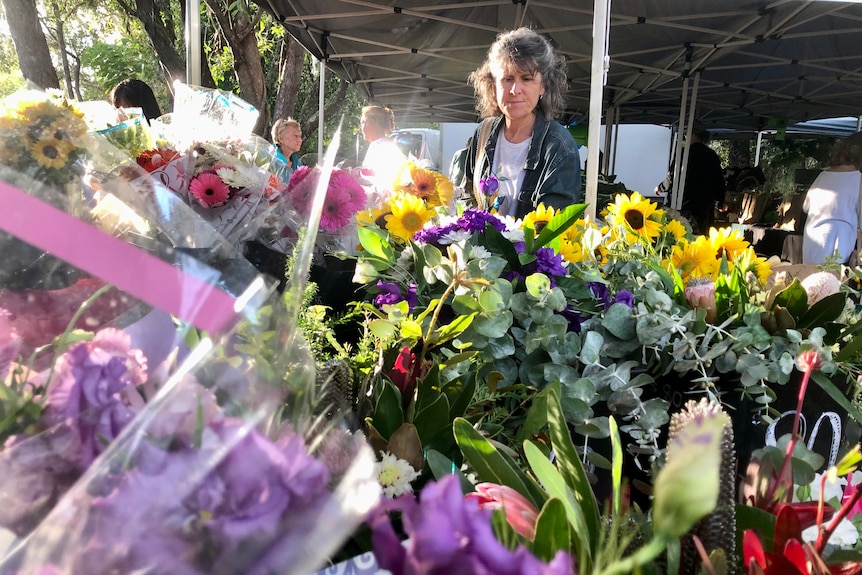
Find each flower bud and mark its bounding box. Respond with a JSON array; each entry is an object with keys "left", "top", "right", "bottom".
[
  {"left": 466, "top": 483, "right": 539, "bottom": 540},
  {"left": 684, "top": 279, "right": 717, "bottom": 323},
  {"left": 797, "top": 349, "right": 823, "bottom": 373}
]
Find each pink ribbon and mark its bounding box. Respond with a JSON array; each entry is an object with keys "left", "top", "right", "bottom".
[{"left": 0, "top": 180, "right": 240, "bottom": 334}]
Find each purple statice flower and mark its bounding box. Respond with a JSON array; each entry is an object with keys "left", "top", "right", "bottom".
[
  {"left": 374, "top": 281, "right": 418, "bottom": 312},
  {"left": 413, "top": 222, "right": 460, "bottom": 248},
  {"left": 613, "top": 289, "right": 634, "bottom": 307},
  {"left": 457, "top": 209, "right": 506, "bottom": 234},
  {"left": 43, "top": 328, "right": 147, "bottom": 471},
  {"left": 479, "top": 176, "right": 499, "bottom": 196},
  {"left": 370, "top": 475, "right": 573, "bottom": 575}
]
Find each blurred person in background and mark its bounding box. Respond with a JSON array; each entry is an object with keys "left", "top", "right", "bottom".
[{"left": 110, "top": 79, "right": 162, "bottom": 124}]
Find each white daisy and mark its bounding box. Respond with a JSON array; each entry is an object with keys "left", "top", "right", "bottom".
[{"left": 375, "top": 451, "right": 420, "bottom": 498}]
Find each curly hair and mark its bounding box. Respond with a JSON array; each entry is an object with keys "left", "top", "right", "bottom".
[
  {"left": 271, "top": 117, "right": 301, "bottom": 143},
  {"left": 468, "top": 27, "right": 568, "bottom": 120},
  {"left": 831, "top": 132, "right": 862, "bottom": 169}
]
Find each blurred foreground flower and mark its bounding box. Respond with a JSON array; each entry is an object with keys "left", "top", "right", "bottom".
[{"left": 465, "top": 483, "right": 539, "bottom": 540}]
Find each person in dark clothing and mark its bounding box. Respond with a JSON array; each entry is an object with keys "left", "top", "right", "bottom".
[
  {"left": 655, "top": 122, "right": 726, "bottom": 234},
  {"left": 110, "top": 79, "right": 162, "bottom": 124}
]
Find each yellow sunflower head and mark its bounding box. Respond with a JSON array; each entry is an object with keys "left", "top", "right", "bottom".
[
  {"left": 385, "top": 191, "right": 432, "bottom": 241},
  {"left": 663, "top": 219, "right": 688, "bottom": 242},
  {"left": 732, "top": 248, "right": 772, "bottom": 286},
  {"left": 522, "top": 204, "right": 557, "bottom": 234},
  {"left": 559, "top": 237, "right": 590, "bottom": 264},
  {"left": 708, "top": 226, "right": 750, "bottom": 262},
  {"left": 671, "top": 235, "right": 719, "bottom": 282},
  {"left": 427, "top": 172, "right": 454, "bottom": 208},
  {"left": 30, "top": 137, "right": 73, "bottom": 170},
  {"left": 607, "top": 192, "right": 662, "bottom": 240}
]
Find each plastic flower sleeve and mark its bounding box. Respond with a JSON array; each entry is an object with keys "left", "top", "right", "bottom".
[
  {"left": 1, "top": 124, "right": 380, "bottom": 575},
  {"left": 0, "top": 87, "right": 271, "bottom": 544}
]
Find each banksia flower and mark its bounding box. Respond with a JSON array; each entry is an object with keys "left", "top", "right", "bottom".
[
  {"left": 316, "top": 358, "right": 354, "bottom": 415},
  {"left": 668, "top": 399, "right": 737, "bottom": 574}
]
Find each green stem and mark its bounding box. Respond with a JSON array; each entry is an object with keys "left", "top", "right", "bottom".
[
  {"left": 599, "top": 537, "right": 668, "bottom": 575},
  {"left": 420, "top": 276, "right": 458, "bottom": 362}
]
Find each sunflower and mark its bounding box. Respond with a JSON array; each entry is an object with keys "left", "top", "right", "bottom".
[
  {"left": 606, "top": 192, "right": 662, "bottom": 240},
  {"left": 428, "top": 172, "right": 454, "bottom": 207},
  {"left": 522, "top": 204, "right": 557, "bottom": 234},
  {"left": 708, "top": 226, "right": 750, "bottom": 262},
  {"left": 733, "top": 248, "right": 772, "bottom": 285},
  {"left": 30, "top": 137, "right": 72, "bottom": 170},
  {"left": 663, "top": 219, "right": 688, "bottom": 242},
  {"left": 385, "top": 192, "right": 432, "bottom": 241},
  {"left": 559, "top": 237, "right": 589, "bottom": 264},
  {"left": 46, "top": 115, "right": 87, "bottom": 142},
  {"left": 671, "top": 236, "right": 719, "bottom": 282}
]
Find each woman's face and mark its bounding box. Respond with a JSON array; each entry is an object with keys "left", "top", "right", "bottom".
[
  {"left": 278, "top": 126, "right": 303, "bottom": 155},
  {"left": 492, "top": 61, "right": 545, "bottom": 123},
  {"left": 360, "top": 114, "right": 384, "bottom": 142}
]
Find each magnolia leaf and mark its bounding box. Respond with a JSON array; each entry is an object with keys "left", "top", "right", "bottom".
[
  {"left": 387, "top": 423, "right": 424, "bottom": 471},
  {"left": 652, "top": 408, "right": 729, "bottom": 538},
  {"left": 413, "top": 394, "right": 451, "bottom": 450},
  {"left": 772, "top": 277, "right": 809, "bottom": 319},
  {"left": 371, "top": 380, "right": 404, "bottom": 439},
  {"left": 798, "top": 292, "right": 846, "bottom": 329},
  {"left": 454, "top": 418, "right": 546, "bottom": 508},
  {"left": 532, "top": 497, "right": 571, "bottom": 562}
]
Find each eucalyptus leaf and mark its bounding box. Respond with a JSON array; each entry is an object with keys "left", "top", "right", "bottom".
[{"left": 602, "top": 302, "right": 637, "bottom": 340}]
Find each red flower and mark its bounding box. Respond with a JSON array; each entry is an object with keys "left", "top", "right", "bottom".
[
  {"left": 387, "top": 347, "right": 423, "bottom": 409},
  {"left": 136, "top": 148, "right": 180, "bottom": 172}
]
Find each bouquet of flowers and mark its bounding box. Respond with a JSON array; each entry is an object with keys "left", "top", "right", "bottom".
[{"left": 0, "top": 88, "right": 379, "bottom": 573}]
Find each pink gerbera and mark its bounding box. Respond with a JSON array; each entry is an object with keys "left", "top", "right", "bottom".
[
  {"left": 188, "top": 171, "right": 230, "bottom": 207},
  {"left": 320, "top": 186, "right": 353, "bottom": 231},
  {"left": 287, "top": 165, "right": 318, "bottom": 216},
  {"left": 330, "top": 169, "right": 367, "bottom": 213}
]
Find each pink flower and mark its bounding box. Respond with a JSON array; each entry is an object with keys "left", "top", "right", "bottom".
[
  {"left": 465, "top": 483, "right": 540, "bottom": 540},
  {"left": 287, "top": 165, "right": 317, "bottom": 216},
  {"left": 320, "top": 186, "right": 353, "bottom": 232},
  {"left": 330, "top": 169, "right": 367, "bottom": 212},
  {"left": 684, "top": 278, "right": 717, "bottom": 323},
  {"left": 189, "top": 170, "right": 230, "bottom": 207}
]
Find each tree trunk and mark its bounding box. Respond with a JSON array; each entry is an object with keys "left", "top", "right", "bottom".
[
  {"left": 115, "top": 0, "right": 186, "bottom": 84},
  {"left": 204, "top": 0, "right": 267, "bottom": 135},
  {"left": 272, "top": 35, "right": 305, "bottom": 128},
  {"left": 49, "top": 3, "right": 74, "bottom": 99},
  {"left": 301, "top": 77, "right": 350, "bottom": 141},
  {"left": 2, "top": 0, "right": 60, "bottom": 89}
]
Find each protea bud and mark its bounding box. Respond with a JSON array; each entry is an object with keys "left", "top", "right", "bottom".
[
  {"left": 684, "top": 278, "right": 718, "bottom": 323},
  {"left": 466, "top": 483, "right": 540, "bottom": 540},
  {"left": 666, "top": 399, "right": 737, "bottom": 574}
]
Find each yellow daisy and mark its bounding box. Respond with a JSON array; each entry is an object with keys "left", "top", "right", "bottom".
[
  {"left": 30, "top": 137, "right": 72, "bottom": 169},
  {"left": 607, "top": 192, "right": 662, "bottom": 240},
  {"left": 522, "top": 204, "right": 557, "bottom": 233},
  {"left": 663, "top": 219, "right": 688, "bottom": 242},
  {"left": 385, "top": 192, "right": 432, "bottom": 241},
  {"left": 708, "top": 226, "right": 750, "bottom": 262},
  {"left": 671, "top": 235, "right": 718, "bottom": 282}
]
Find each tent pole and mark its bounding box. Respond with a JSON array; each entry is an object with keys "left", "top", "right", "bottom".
[
  {"left": 856, "top": 116, "right": 861, "bottom": 133},
  {"left": 754, "top": 131, "right": 763, "bottom": 167},
  {"left": 610, "top": 105, "right": 620, "bottom": 176},
  {"left": 675, "top": 71, "right": 700, "bottom": 211},
  {"left": 585, "top": 0, "right": 611, "bottom": 221},
  {"left": 184, "top": 0, "right": 201, "bottom": 85},
  {"left": 670, "top": 76, "right": 689, "bottom": 210},
  {"left": 318, "top": 57, "right": 326, "bottom": 158},
  {"left": 603, "top": 106, "right": 613, "bottom": 175}
]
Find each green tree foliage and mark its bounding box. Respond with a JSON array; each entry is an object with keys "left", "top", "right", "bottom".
[{"left": 81, "top": 37, "right": 172, "bottom": 111}]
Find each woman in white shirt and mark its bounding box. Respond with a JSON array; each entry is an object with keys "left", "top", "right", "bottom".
[
  {"left": 360, "top": 105, "right": 407, "bottom": 202},
  {"left": 802, "top": 133, "right": 862, "bottom": 264}
]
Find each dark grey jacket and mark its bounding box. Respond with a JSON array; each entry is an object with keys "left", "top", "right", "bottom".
[{"left": 464, "top": 114, "right": 582, "bottom": 218}]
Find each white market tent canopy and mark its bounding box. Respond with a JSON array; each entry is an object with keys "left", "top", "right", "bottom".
[{"left": 247, "top": 0, "right": 862, "bottom": 131}]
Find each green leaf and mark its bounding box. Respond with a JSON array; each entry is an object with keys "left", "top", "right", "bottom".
[
  {"left": 610, "top": 416, "right": 623, "bottom": 518},
  {"left": 772, "top": 278, "right": 809, "bottom": 319},
  {"left": 372, "top": 380, "right": 404, "bottom": 439},
  {"left": 491, "top": 509, "right": 521, "bottom": 550},
  {"left": 454, "top": 418, "right": 546, "bottom": 508},
  {"left": 547, "top": 389, "right": 601, "bottom": 547},
  {"left": 413, "top": 394, "right": 451, "bottom": 450},
  {"left": 357, "top": 223, "right": 396, "bottom": 264},
  {"left": 735, "top": 504, "right": 776, "bottom": 554},
  {"left": 445, "top": 375, "right": 476, "bottom": 421},
  {"left": 798, "top": 292, "right": 847, "bottom": 329},
  {"left": 426, "top": 448, "right": 475, "bottom": 492},
  {"left": 533, "top": 204, "right": 587, "bottom": 250},
  {"left": 523, "top": 440, "right": 591, "bottom": 569},
  {"left": 517, "top": 381, "right": 561, "bottom": 441},
  {"left": 479, "top": 222, "right": 520, "bottom": 269},
  {"left": 532, "top": 497, "right": 571, "bottom": 562},
  {"left": 811, "top": 372, "right": 862, "bottom": 425}
]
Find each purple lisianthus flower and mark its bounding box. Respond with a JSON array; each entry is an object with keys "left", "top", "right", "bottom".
[
  {"left": 558, "top": 306, "right": 586, "bottom": 334},
  {"left": 588, "top": 282, "right": 610, "bottom": 308},
  {"left": 44, "top": 328, "right": 147, "bottom": 471},
  {"left": 613, "top": 289, "right": 634, "bottom": 307},
  {"left": 374, "top": 281, "right": 418, "bottom": 312},
  {"left": 457, "top": 209, "right": 506, "bottom": 234},
  {"left": 479, "top": 175, "right": 499, "bottom": 196},
  {"left": 370, "top": 475, "right": 573, "bottom": 575},
  {"left": 506, "top": 243, "right": 568, "bottom": 287}
]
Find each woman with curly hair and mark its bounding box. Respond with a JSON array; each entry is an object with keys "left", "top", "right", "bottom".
[{"left": 463, "top": 27, "right": 581, "bottom": 218}]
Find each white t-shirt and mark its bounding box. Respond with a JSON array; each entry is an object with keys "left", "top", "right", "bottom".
[
  {"left": 802, "top": 169, "right": 861, "bottom": 263},
  {"left": 493, "top": 135, "right": 530, "bottom": 217}
]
